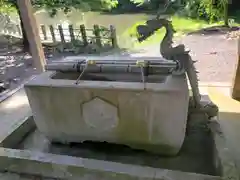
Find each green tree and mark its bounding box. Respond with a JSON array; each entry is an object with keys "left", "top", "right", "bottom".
[
  {"left": 198, "top": 0, "right": 229, "bottom": 25},
  {"left": 32, "top": 0, "right": 118, "bottom": 16},
  {"left": 129, "top": 0, "right": 230, "bottom": 26}
]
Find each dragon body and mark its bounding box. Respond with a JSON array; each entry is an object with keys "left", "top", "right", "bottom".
[
  {"left": 159, "top": 19, "right": 201, "bottom": 108},
  {"left": 137, "top": 18, "right": 201, "bottom": 108},
  {"left": 136, "top": 18, "right": 219, "bottom": 117}
]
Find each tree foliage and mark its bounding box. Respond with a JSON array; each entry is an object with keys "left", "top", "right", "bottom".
[
  {"left": 0, "top": 0, "right": 16, "bottom": 13},
  {"left": 182, "top": 0, "right": 228, "bottom": 22},
  {"left": 128, "top": 0, "right": 230, "bottom": 24},
  {"left": 32, "top": 0, "right": 118, "bottom": 15},
  {"left": 0, "top": 0, "right": 118, "bottom": 15}
]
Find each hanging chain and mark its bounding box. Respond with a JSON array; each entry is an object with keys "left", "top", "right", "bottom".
[
  {"left": 140, "top": 66, "right": 146, "bottom": 90},
  {"left": 75, "top": 60, "right": 96, "bottom": 85},
  {"left": 75, "top": 65, "right": 87, "bottom": 85}
]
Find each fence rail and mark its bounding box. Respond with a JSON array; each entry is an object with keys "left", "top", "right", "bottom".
[
  {"left": 38, "top": 24, "right": 118, "bottom": 49},
  {"left": 0, "top": 16, "right": 118, "bottom": 52}
]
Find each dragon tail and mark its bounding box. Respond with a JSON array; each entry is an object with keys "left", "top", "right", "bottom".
[{"left": 185, "top": 55, "right": 201, "bottom": 108}]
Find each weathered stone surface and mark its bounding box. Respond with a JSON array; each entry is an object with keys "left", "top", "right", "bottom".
[
  {"left": 209, "top": 119, "right": 239, "bottom": 180},
  {"left": 0, "top": 147, "right": 221, "bottom": 180},
  {"left": 24, "top": 71, "right": 189, "bottom": 155},
  {"left": 0, "top": 89, "right": 33, "bottom": 148},
  {"left": 208, "top": 87, "right": 240, "bottom": 177},
  {"left": 0, "top": 86, "right": 225, "bottom": 180},
  {"left": 1, "top": 116, "right": 35, "bottom": 148},
  {"left": 82, "top": 97, "right": 119, "bottom": 131},
  {"left": 0, "top": 172, "right": 54, "bottom": 180}
]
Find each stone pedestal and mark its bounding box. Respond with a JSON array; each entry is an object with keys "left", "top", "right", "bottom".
[{"left": 24, "top": 71, "right": 189, "bottom": 155}]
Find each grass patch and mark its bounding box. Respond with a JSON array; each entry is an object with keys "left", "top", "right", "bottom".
[{"left": 121, "top": 15, "right": 239, "bottom": 49}]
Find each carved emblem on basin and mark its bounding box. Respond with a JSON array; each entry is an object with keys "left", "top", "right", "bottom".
[{"left": 82, "top": 97, "right": 119, "bottom": 131}]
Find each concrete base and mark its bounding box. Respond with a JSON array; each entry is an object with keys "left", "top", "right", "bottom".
[
  {"left": 0, "top": 147, "right": 220, "bottom": 180},
  {"left": 0, "top": 112, "right": 229, "bottom": 180},
  {"left": 0, "top": 89, "right": 34, "bottom": 148},
  {"left": 24, "top": 71, "right": 189, "bottom": 155},
  {"left": 208, "top": 87, "right": 240, "bottom": 179}
]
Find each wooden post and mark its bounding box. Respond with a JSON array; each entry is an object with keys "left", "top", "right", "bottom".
[
  {"left": 49, "top": 25, "right": 56, "bottom": 43},
  {"left": 93, "top": 24, "right": 101, "bottom": 47},
  {"left": 68, "top": 25, "right": 75, "bottom": 42},
  {"left": 40, "top": 25, "right": 47, "bottom": 40},
  {"left": 110, "top": 25, "right": 117, "bottom": 48},
  {"left": 231, "top": 37, "right": 240, "bottom": 100},
  {"left": 58, "top": 25, "right": 65, "bottom": 43},
  {"left": 80, "top": 24, "right": 88, "bottom": 46},
  {"left": 17, "top": 0, "right": 45, "bottom": 73}
]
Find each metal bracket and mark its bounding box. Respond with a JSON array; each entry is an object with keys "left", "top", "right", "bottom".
[{"left": 136, "top": 60, "right": 147, "bottom": 89}]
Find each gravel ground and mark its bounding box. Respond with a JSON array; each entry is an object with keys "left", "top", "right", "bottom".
[
  {"left": 128, "top": 33, "right": 239, "bottom": 83},
  {"left": 179, "top": 34, "right": 238, "bottom": 83}
]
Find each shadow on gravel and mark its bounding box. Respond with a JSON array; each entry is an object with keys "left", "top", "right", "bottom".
[{"left": 188, "top": 25, "right": 240, "bottom": 36}]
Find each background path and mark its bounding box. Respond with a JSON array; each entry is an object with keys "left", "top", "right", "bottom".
[{"left": 122, "top": 33, "right": 238, "bottom": 83}]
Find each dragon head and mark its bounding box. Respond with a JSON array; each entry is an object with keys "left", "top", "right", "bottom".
[
  {"left": 136, "top": 18, "right": 176, "bottom": 42},
  {"left": 156, "top": 18, "right": 176, "bottom": 35}
]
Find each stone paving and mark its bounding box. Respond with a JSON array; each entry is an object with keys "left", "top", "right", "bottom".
[{"left": 178, "top": 34, "right": 238, "bottom": 83}]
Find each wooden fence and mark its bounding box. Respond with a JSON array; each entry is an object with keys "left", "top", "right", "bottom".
[{"left": 39, "top": 24, "right": 118, "bottom": 48}]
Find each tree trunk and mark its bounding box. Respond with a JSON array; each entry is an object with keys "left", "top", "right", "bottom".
[
  {"left": 224, "top": 0, "right": 229, "bottom": 26},
  {"left": 15, "top": 3, "right": 30, "bottom": 53},
  {"left": 156, "top": 0, "right": 170, "bottom": 19},
  {"left": 19, "top": 14, "right": 30, "bottom": 53}
]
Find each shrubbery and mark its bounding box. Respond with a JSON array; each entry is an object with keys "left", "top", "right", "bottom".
[{"left": 178, "top": 0, "right": 228, "bottom": 22}]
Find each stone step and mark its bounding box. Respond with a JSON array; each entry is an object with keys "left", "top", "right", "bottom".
[
  {"left": 208, "top": 87, "right": 240, "bottom": 179},
  {"left": 0, "top": 89, "right": 32, "bottom": 147},
  {"left": 0, "top": 147, "right": 222, "bottom": 180},
  {"left": 208, "top": 87, "right": 240, "bottom": 113},
  {"left": 0, "top": 171, "right": 221, "bottom": 180}
]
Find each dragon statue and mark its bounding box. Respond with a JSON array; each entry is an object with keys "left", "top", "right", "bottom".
[{"left": 136, "top": 18, "right": 218, "bottom": 118}]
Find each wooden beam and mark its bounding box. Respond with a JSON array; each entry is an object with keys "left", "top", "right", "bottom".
[
  {"left": 231, "top": 37, "right": 240, "bottom": 100},
  {"left": 17, "top": 0, "right": 46, "bottom": 73}
]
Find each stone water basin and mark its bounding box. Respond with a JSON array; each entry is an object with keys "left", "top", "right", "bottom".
[
  {"left": 13, "top": 111, "right": 219, "bottom": 178},
  {"left": 0, "top": 81, "right": 234, "bottom": 180},
  {"left": 24, "top": 71, "right": 189, "bottom": 156}
]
